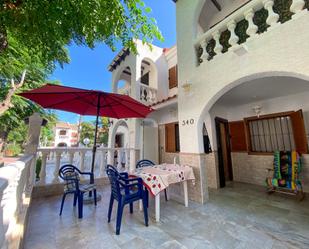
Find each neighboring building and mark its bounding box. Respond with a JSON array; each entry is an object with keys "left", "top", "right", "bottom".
[
  {"left": 53, "top": 122, "right": 78, "bottom": 147},
  {"left": 108, "top": 1, "right": 309, "bottom": 204}
]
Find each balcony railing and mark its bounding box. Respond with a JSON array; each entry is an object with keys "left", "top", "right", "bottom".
[
  {"left": 36, "top": 147, "right": 137, "bottom": 184},
  {"left": 140, "top": 84, "right": 157, "bottom": 105},
  {"left": 195, "top": 0, "right": 308, "bottom": 64}
]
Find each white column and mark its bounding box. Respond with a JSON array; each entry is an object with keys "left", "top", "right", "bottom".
[
  {"left": 290, "top": 0, "right": 305, "bottom": 14},
  {"left": 125, "top": 149, "right": 130, "bottom": 171},
  {"left": 80, "top": 151, "right": 86, "bottom": 172},
  {"left": 200, "top": 39, "right": 209, "bottom": 62},
  {"left": 244, "top": 8, "right": 258, "bottom": 38},
  {"left": 263, "top": 0, "right": 279, "bottom": 28},
  {"left": 227, "top": 20, "right": 239, "bottom": 47},
  {"left": 212, "top": 31, "right": 223, "bottom": 55},
  {"left": 68, "top": 151, "right": 74, "bottom": 165},
  {"left": 38, "top": 151, "right": 48, "bottom": 184},
  {"left": 100, "top": 149, "right": 107, "bottom": 176},
  {"left": 117, "top": 148, "right": 122, "bottom": 170},
  {"left": 53, "top": 151, "right": 62, "bottom": 183},
  {"left": 24, "top": 113, "right": 43, "bottom": 155}
]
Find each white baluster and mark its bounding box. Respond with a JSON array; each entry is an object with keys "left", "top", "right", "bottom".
[
  {"left": 212, "top": 31, "right": 223, "bottom": 55},
  {"left": 125, "top": 149, "right": 130, "bottom": 172},
  {"left": 146, "top": 87, "right": 151, "bottom": 102},
  {"left": 53, "top": 151, "right": 62, "bottom": 183},
  {"left": 80, "top": 151, "right": 86, "bottom": 172},
  {"left": 263, "top": 0, "right": 279, "bottom": 28},
  {"left": 200, "top": 39, "right": 209, "bottom": 62},
  {"left": 100, "top": 149, "right": 107, "bottom": 176},
  {"left": 290, "top": 0, "right": 306, "bottom": 15},
  {"left": 39, "top": 151, "right": 48, "bottom": 184},
  {"left": 68, "top": 151, "right": 74, "bottom": 164},
  {"left": 244, "top": 8, "right": 258, "bottom": 38},
  {"left": 117, "top": 149, "right": 122, "bottom": 170},
  {"left": 227, "top": 20, "right": 239, "bottom": 47}
]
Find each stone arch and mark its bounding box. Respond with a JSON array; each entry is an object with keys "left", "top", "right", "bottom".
[
  {"left": 140, "top": 57, "right": 158, "bottom": 89},
  {"left": 196, "top": 71, "right": 309, "bottom": 153},
  {"left": 108, "top": 119, "right": 130, "bottom": 149},
  {"left": 112, "top": 65, "right": 132, "bottom": 94}
]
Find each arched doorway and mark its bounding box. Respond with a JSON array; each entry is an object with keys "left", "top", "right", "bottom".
[{"left": 198, "top": 74, "right": 309, "bottom": 189}]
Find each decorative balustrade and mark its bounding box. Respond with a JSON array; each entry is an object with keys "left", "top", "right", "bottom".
[
  {"left": 36, "top": 147, "right": 135, "bottom": 184},
  {"left": 0, "top": 154, "right": 35, "bottom": 249},
  {"left": 195, "top": 0, "right": 308, "bottom": 64},
  {"left": 140, "top": 84, "right": 158, "bottom": 105}
]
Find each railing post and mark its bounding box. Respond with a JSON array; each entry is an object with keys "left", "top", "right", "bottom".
[
  {"left": 244, "top": 8, "right": 258, "bottom": 38},
  {"left": 80, "top": 151, "right": 86, "bottom": 172},
  {"left": 227, "top": 20, "right": 239, "bottom": 47},
  {"left": 200, "top": 39, "right": 209, "bottom": 62},
  {"left": 290, "top": 0, "right": 306, "bottom": 15},
  {"left": 38, "top": 151, "right": 48, "bottom": 184},
  {"left": 117, "top": 148, "right": 122, "bottom": 170},
  {"left": 263, "top": 0, "right": 279, "bottom": 28},
  {"left": 53, "top": 151, "right": 62, "bottom": 183},
  {"left": 68, "top": 151, "right": 74, "bottom": 164},
  {"left": 99, "top": 149, "right": 107, "bottom": 176},
  {"left": 125, "top": 149, "right": 130, "bottom": 172},
  {"left": 212, "top": 31, "right": 223, "bottom": 55}
]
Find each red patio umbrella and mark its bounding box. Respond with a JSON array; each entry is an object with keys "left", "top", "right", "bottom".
[{"left": 19, "top": 83, "right": 153, "bottom": 180}]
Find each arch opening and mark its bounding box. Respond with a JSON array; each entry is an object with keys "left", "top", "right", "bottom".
[{"left": 196, "top": 72, "right": 309, "bottom": 189}]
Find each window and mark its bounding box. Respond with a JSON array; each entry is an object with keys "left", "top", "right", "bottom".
[
  {"left": 59, "top": 130, "right": 67, "bottom": 135},
  {"left": 141, "top": 72, "right": 149, "bottom": 85},
  {"left": 244, "top": 110, "right": 308, "bottom": 154},
  {"left": 165, "top": 122, "right": 180, "bottom": 153},
  {"left": 168, "top": 65, "right": 178, "bottom": 89}
]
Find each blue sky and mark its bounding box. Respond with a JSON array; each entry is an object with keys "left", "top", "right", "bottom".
[{"left": 49, "top": 0, "right": 176, "bottom": 123}]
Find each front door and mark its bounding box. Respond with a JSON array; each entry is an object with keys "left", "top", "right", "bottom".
[{"left": 215, "top": 117, "right": 233, "bottom": 188}]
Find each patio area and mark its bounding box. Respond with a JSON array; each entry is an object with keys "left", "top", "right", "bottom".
[{"left": 24, "top": 182, "right": 309, "bottom": 249}]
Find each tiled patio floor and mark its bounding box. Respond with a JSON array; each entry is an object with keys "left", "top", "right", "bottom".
[{"left": 24, "top": 182, "right": 309, "bottom": 249}]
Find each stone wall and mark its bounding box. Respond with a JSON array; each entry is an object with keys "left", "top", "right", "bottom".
[
  {"left": 167, "top": 153, "right": 209, "bottom": 204},
  {"left": 232, "top": 152, "right": 309, "bottom": 192}
]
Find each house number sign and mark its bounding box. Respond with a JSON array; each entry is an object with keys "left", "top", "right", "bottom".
[{"left": 182, "top": 119, "right": 195, "bottom": 126}]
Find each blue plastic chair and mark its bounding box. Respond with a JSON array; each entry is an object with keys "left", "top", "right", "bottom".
[
  {"left": 106, "top": 165, "right": 148, "bottom": 235},
  {"left": 59, "top": 164, "right": 97, "bottom": 218},
  {"left": 136, "top": 159, "right": 168, "bottom": 201}
]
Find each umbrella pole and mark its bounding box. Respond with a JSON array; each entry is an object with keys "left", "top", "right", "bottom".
[
  {"left": 90, "top": 94, "right": 101, "bottom": 182},
  {"left": 85, "top": 95, "right": 102, "bottom": 204}
]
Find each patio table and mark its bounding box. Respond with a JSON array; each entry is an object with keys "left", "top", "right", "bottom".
[{"left": 131, "top": 163, "right": 195, "bottom": 222}]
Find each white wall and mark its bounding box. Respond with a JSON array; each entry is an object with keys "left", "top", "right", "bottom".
[
  {"left": 143, "top": 126, "right": 159, "bottom": 163},
  {"left": 176, "top": 0, "right": 309, "bottom": 153},
  {"left": 208, "top": 91, "right": 309, "bottom": 150},
  {"left": 198, "top": 0, "right": 250, "bottom": 33},
  {"left": 149, "top": 104, "right": 178, "bottom": 125}
]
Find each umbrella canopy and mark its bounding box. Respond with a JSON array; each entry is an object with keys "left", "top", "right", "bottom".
[
  {"left": 19, "top": 83, "right": 153, "bottom": 179},
  {"left": 19, "top": 83, "right": 152, "bottom": 118}
]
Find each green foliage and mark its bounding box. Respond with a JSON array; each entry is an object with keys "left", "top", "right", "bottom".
[
  {"left": 1, "top": 0, "right": 163, "bottom": 65},
  {"left": 235, "top": 19, "right": 249, "bottom": 45},
  {"left": 206, "top": 39, "right": 216, "bottom": 60},
  {"left": 219, "top": 30, "right": 231, "bottom": 53},
  {"left": 5, "top": 143, "right": 21, "bottom": 156},
  {"left": 253, "top": 8, "right": 269, "bottom": 34},
  {"left": 80, "top": 122, "right": 95, "bottom": 146},
  {"left": 273, "top": 0, "right": 293, "bottom": 23}
]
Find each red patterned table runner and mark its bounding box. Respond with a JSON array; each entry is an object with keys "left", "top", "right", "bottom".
[{"left": 131, "top": 164, "right": 195, "bottom": 196}]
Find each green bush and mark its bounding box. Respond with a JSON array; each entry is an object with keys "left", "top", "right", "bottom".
[
  {"left": 5, "top": 143, "right": 22, "bottom": 157},
  {"left": 36, "top": 157, "right": 42, "bottom": 180}
]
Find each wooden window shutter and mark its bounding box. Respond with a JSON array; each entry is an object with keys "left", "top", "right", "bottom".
[
  {"left": 165, "top": 123, "right": 176, "bottom": 152},
  {"left": 228, "top": 121, "right": 247, "bottom": 152},
  {"left": 290, "top": 110, "right": 308, "bottom": 154},
  {"left": 168, "top": 65, "right": 178, "bottom": 89}
]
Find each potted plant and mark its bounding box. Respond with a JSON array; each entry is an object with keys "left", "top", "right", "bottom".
[{"left": 4, "top": 143, "right": 21, "bottom": 157}]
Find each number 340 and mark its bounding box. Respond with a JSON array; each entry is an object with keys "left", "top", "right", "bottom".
[{"left": 182, "top": 119, "right": 194, "bottom": 126}]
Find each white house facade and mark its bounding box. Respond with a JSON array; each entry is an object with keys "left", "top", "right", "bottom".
[
  {"left": 108, "top": 0, "right": 309, "bottom": 204},
  {"left": 53, "top": 122, "right": 78, "bottom": 147}
]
